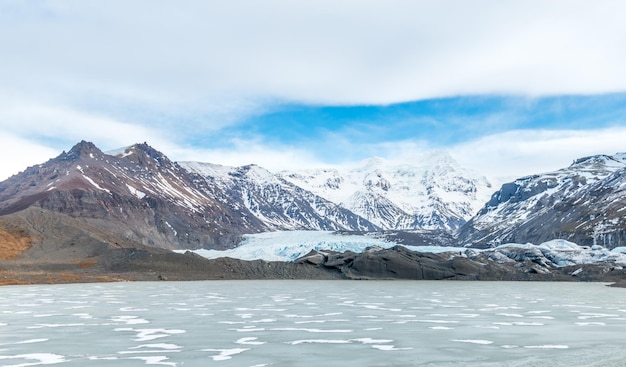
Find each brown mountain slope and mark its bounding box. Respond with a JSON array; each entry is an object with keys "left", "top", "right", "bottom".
[
  {"left": 0, "top": 208, "right": 342, "bottom": 284},
  {"left": 0, "top": 141, "right": 267, "bottom": 250},
  {"left": 0, "top": 227, "right": 31, "bottom": 260}
]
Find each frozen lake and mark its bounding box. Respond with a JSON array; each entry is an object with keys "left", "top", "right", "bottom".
[{"left": 1, "top": 281, "right": 626, "bottom": 366}]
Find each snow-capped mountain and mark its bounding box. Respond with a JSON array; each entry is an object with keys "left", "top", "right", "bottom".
[
  {"left": 10, "top": 140, "right": 626, "bottom": 255},
  {"left": 278, "top": 152, "right": 494, "bottom": 232},
  {"left": 459, "top": 153, "right": 626, "bottom": 248},
  {"left": 180, "top": 161, "right": 379, "bottom": 232}
]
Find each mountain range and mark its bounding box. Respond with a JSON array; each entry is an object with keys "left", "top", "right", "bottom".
[
  {"left": 0, "top": 141, "right": 500, "bottom": 250},
  {"left": 2, "top": 140, "right": 626, "bottom": 284},
  {"left": 3, "top": 141, "right": 626, "bottom": 251}
]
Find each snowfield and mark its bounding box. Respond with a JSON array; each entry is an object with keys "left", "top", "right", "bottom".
[{"left": 177, "top": 231, "right": 626, "bottom": 267}]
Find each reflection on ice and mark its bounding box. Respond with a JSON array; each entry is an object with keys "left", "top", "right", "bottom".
[
  {"left": 111, "top": 315, "right": 150, "bottom": 325},
  {"left": 115, "top": 328, "right": 186, "bottom": 342},
  {"left": 0, "top": 339, "right": 48, "bottom": 346},
  {"left": 430, "top": 326, "right": 454, "bottom": 330},
  {"left": 370, "top": 345, "right": 413, "bottom": 351},
  {"left": 202, "top": 348, "right": 250, "bottom": 361},
  {"left": 0, "top": 353, "right": 66, "bottom": 365},
  {"left": 452, "top": 339, "right": 494, "bottom": 345},
  {"left": 524, "top": 345, "right": 569, "bottom": 349},
  {"left": 271, "top": 327, "right": 354, "bottom": 333},
  {"left": 127, "top": 356, "right": 177, "bottom": 366},
  {"left": 236, "top": 337, "right": 266, "bottom": 345}
]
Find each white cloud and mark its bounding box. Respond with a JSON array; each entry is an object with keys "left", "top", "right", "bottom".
[
  {"left": 2, "top": 1, "right": 626, "bottom": 181},
  {"left": 0, "top": 134, "right": 60, "bottom": 181},
  {"left": 0, "top": 97, "right": 172, "bottom": 148},
  {"left": 2, "top": 0, "right": 626, "bottom": 109},
  {"left": 449, "top": 127, "right": 626, "bottom": 179},
  {"left": 172, "top": 139, "right": 328, "bottom": 172}
]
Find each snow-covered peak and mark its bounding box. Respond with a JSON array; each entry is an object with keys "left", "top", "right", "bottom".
[
  {"left": 612, "top": 152, "right": 626, "bottom": 162},
  {"left": 357, "top": 156, "right": 387, "bottom": 170},
  {"left": 181, "top": 162, "right": 277, "bottom": 185},
  {"left": 180, "top": 161, "right": 236, "bottom": 181},
  {"left": 569, "top": 153, "right": 626, "bottom": 172},
  {"left": 106, "top": 145, "right": 134, "bottom": 158},
  {"left": 279, "top": 151, "right": 494, "bottom": 231},
  {"left": 460, "top": 150, "right": 626, "bottom": 248},
  {"left": 236, "top": 164, "right": 277, "bottom": 185}
]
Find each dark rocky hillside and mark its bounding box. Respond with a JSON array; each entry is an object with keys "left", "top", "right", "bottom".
[
  {"left": 3, "top": 207, "right": 621, "bottom": 286},
  {"left": 0, "top": 141, "right": 263, "bottom": 250}
]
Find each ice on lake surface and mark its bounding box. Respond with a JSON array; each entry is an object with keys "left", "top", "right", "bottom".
[{"left": 1, "top": 281, "right": 626, "bottom": 366}]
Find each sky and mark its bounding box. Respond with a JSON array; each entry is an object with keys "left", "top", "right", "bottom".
[{"left": 2, "top": 0, "right": 626, "bottom": 181}]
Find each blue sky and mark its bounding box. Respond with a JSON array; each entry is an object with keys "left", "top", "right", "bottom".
[
  {"left": 2, "top": 1, "right": 626, "bottom": 180},
  {"left": 230, "top": 93, "right": 626, "bottom": 148}
]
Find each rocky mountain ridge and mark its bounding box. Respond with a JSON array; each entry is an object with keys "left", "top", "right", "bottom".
[
  {"left": 459, "top": 153, "right": 626, "bottom": 248},
  {"left": 4, "top": 141, "right": 626, "bottom": 253},
  {"left": 0, "top": 141, "right": 259, "bottom": 250},
  {"left": 180, "top": 161, "right": 379, "bottom": 232},
  {"left": 2, "top": 141, "right": 626, "bottom": 285}
]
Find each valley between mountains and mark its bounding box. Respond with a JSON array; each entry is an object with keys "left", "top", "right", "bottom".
[{"left": 1, "top": 141, "right": 626, "bottom": 286}]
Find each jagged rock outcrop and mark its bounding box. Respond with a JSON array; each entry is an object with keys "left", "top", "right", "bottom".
[
  {"left": 296, "top": 246, "right": 511, "bottom": 280},
  {"left": 294, "top": 243, "right": 626, "bottom": 282}
]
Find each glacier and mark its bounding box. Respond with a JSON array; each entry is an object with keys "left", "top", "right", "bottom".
[{"left": 177, "top": 231, "right": 626, "bottom": 267}]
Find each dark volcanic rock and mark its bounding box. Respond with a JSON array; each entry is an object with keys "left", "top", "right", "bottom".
[
  {"left": 343, "top": 246, "right": 457, "bottom": 279},
  {"left": 296, "top": 246, "right": 516, "bottom": 281}
]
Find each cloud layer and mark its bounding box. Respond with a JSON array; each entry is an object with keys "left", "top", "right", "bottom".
[
  {"left": 4, "top": 1, "right": 626, "bottom": 105},
  {"left": 1, "top": 1, "right": 626, "bottom": 180}
]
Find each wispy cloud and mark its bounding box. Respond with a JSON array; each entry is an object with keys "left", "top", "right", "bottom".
[{"left": 0, "top": 133, "right": 60, "bottom": 180}]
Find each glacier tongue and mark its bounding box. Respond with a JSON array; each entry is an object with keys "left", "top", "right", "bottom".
[
  {"left": 178, "top": 230, "right": 466, "bottom": 262},
  {"left": 177, "top": 231, "right": 626, "bottom": 268},
  {"left": 177, "top": 231, "right": 394, "bottom": 262}
]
